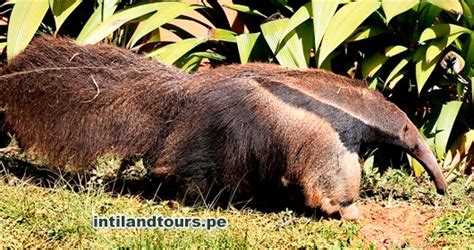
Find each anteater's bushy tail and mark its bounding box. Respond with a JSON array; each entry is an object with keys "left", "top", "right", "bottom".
[{"left": 0, "top": 36, "right": 187, "bottom": 170}]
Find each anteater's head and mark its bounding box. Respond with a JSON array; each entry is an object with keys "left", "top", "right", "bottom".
[
  {"left": 397, "top": 120, "right": 448, "bottom": 194},
  {"left": 368, "top": 101, "right": 448, "bottom": 194}
]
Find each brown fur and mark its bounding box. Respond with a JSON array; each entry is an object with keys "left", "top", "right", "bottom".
[
  {"left": 0, "top": 37, "right": 447, "bottom": 219},
  {"left": 0, "top": 37, "right": 187, "bottom": 169},
  {"left": 151, "top": 65, "right": 446, "bottom": 217}
]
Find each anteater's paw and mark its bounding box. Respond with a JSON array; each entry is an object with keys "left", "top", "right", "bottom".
[{"left": 339, "top": 203, "right": 360, "bottom": 221}]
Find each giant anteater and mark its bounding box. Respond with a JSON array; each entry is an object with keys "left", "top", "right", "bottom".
[{"left": 0, "top": 37, "right": 447, "bottom": 220}]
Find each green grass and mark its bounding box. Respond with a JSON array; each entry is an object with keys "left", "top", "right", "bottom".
[
  {"left": 0, "top": 176, "right": 365, "bottom": 248},
  {"left": 0, "top": 161, "right": 472, "bottom": 248},
  {"left": 428, "top": 209, "right": 474, "bottom": 247}
]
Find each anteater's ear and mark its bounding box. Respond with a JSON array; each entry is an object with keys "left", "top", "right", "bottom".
[
  {"left": 403, "top": 124, "right": 409, "bottom": 133},
  {"left": 400, "top": 124, "right": 411, "bottom": 141},
  {"left": 402, "top": 124, "right": 410, "bottom": 137}
]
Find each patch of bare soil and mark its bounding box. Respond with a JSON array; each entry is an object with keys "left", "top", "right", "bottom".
[{"left": 358, "top": 200, "right": 441, "bottom": 248}]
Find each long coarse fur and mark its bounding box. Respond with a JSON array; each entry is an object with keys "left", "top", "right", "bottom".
[
  {"left": 0, "top": 37, "right": 187, "bottom": 169},
  {"left": 0, "top": 37, "right": 447, "bottom": 219},
  {"left": 150, "top": 64, "right": 447, "bottom": 216}
]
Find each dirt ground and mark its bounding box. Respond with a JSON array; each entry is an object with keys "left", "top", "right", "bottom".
[{"left": 358, "top": 200, "right": 442, "bottom": 248}]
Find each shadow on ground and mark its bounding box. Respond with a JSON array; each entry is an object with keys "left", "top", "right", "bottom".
[{"left": 0, "top": 153, "right": 331, "bottom": 219}]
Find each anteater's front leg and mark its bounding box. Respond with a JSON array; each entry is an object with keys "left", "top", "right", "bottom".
[{"left": 300, "top": 148, "right": 361, "bottom": 220}]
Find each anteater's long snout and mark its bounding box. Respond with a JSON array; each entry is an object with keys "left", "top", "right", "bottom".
[{"left": 413, "top": 139, "right": 448, "bottom": 194}]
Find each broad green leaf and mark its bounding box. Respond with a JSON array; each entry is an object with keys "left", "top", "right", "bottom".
[
  {"left": 261, "top": 19, "right": 312, "bottom": 68},
  {"left": 1, "top": 2, "right": 15, "bottom": 7},
  {"left": 407, "top": 154, "right": 425, "bottom": 177},
  {"left": 223, "top": 4, "right": 267, "bottom": 18},
  {"left": 419, "top": 3, "right": 443, "bottom": 28},
  {"left": 384, "top": 45, "right": 407, "bottom": 57},
  {"left": 382, "top": 0, "right": 418, "bottom": 24},
  {"left": 346, "top": 25, "right": 388, "bottom": 42},
  {"left": 444, "top": 130, "right": 474, "bottom": 168},
  {"left": 318, "top": 1, "right": 381, "bottom": 67},
  {"left": 426, "top": 0, "right": 463, "bottom": 14},
  {"left": 279, "top": 2, "right": 311, "bottom": 49},
  {"left": 362, "top": 52, "right": 388, "bottom": 78},
  {"left": 293, "top": 22, "right": 314, "bottom": 67},
  {"left": 77, "top": 0, "right": 120, "bottom": 41},
  {"left": 312, "top": 0, "right": 338, "bottom": 52},
  {"left": 272, "top": 0, "right": 294, "bottom": 12},
  {"left": 472, "top": 76, "right": 474, "bottom": 108},
  {"left": 147, "top": 29, "right": 161, "bottom": 43},
  {"left": 0, "top": 42, "right": 6, "bottom": 51},
  {"left": 127, "top": 2, "right": 198, "bottom": 48},
  {"left": 191, "top": 51, "right": 226, "bottom": 61},
  {"left": 176, "top": 51, "right": 226, "bottom": 72},
  {"left": 415, "top": 47, "right": 442, "bottom": 93},
  {"left": 425, "top": 32, "right": 467, "bottom": 63},
  {"left": 77, "top": 3, "right": 170, "bottom": 44},
  {"left": 261, "top": 19, "right": 293, "bottom": 67},
  {"left": 236, "top": 32, "right": 261, "bottom": 64},
  {"left": 362, "top": 45, "right": 407, "bottom": 78},
  {"left": 387, "top": 71, "right": 406, "bottom": 89},
  {"left": 386, "top": 55, "right": 411, "bottom": 85},
  {"left": 368, "top": 78, "right": 378, "bottom": 90},
  {"left": 414, "top": 44, "right": 427, "bottom": 60},
  {"left": 320, "top": 47, "right": 341, "bottom": 70},
  {"left": 419, "top": 24, "right": 470, "bottom": 43},
  {"left": 208, "top": 28, "right": 237, "bottom": 43},
  {"left": 179, "top": 56, "right": 202, "bottom": 72},
  {"left": 7, "top": 0, "right": 49, "bottom": 60},
  {"left": 461, "top": 0, "right": 474, "bottom": 27},
  {"left": 462, "top": 31, "right": 474, "bottom": 77},
  {"left": 49, "top": 0, "right": 82, "bottom": 32},
  {"left": 147, "top": 37, "right": 207, "bottom": 65},
  {"left": 362, "top": 154, "right": 375, "bottom": 173},
  {"left": 427, "top": 101, "right": 462, "bottom": 159}
]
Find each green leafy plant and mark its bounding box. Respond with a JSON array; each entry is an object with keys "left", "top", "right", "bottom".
[{"left": 1, "top": 0, "right": 472, "bottom": 184}]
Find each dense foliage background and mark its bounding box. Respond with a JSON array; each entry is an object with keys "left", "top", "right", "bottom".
[{"left": 0, "top": 0, "right": 472, "bottom": 185}]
